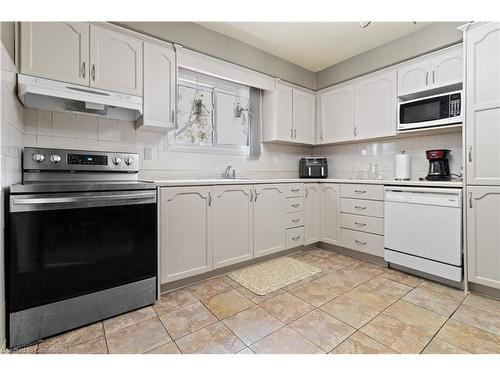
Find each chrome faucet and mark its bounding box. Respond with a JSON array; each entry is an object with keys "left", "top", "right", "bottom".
[{"left": 223, "top": 165, "right": 236, "bottom": 179}]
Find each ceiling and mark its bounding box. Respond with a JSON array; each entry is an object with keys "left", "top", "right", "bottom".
[{"left": 197, "top": 22, "right": 432, "bottom": 72}]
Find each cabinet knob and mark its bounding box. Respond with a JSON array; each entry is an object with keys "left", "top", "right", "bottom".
[{"left": 91, "top": 64, "right": 96, "bottom": 81}]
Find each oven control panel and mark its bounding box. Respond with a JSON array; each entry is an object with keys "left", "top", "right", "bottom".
[{"left": 23, "top": 147, "right": 139, "bottom": 172}]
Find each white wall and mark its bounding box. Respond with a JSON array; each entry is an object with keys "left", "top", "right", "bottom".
[
  {"left": 23, "top": 108, "right": 312, "bottom": 180},
  {"left": 313, "top": 132, "right": 462, "bottom": 180},
  {"left": 1, "top": 39, "right": 25, "bottom": 351}
]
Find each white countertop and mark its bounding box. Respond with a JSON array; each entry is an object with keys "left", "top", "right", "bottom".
[{"left": 152, "top": 178, "right": 464, "bottom": 188}]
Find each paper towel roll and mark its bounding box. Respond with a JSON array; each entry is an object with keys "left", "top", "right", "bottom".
[{"left": 395, "top": 152, "right": 411, "bottom": 180}]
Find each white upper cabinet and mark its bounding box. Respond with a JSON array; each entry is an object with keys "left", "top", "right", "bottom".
[
  {"left": 304, "top": 183, "right": 321, "bottom": 245},
  {"left": 467, "top": 186, "right": 500, "bottom": 289},
  {"left": 398, "top": 44, "right": 463, "bottom": 96},
  {"left": 320, "top": 183, "right": 341, "bottom": 245},
  {"left": 466, "top": 22, "right": 500, "bottom": 185},
  {"left": 319, "top": 83, "right": 355, "bottom": 143},
  {"left": 138, "top": 42, "right": 176, "bottom": 131},
  {"left": 292, "top": 89, "right": 316, "bottom": 144},
  {"left": 354, "top": 69, "right": 397, "bottom": 140},
  {"left": 89, "top": 25, "right": 143, "bottom": 96},
  {"left": 253, "top": 184, "right": 286, "bottom": 258},
  {"left": 263, "top": 82, "right": 315, "bottom": 144},
  {"left": 20, "top": 22, "right": 90, "bottom": 85},
  {"left": 160, "top": 187, "right": 213, "bottom": 283},
  {"left": 212, "top": 185, "right": 254, "bottom": 269}
]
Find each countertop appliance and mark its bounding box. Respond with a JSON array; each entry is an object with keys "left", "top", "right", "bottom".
[
  {"left": 6, "top": 147, "right": 157, "bottom": 349},
  {"left": 384, "top": 186, "right": 462, "bottom": 282},
  {"left": 425, "top": 149, "right": 452, "bottom": 181},
  {"left": 299, "top": 157, "right": 328, "bottom": 178},
  {"left": 398, "top": 90, "right": 462, "bottom": 131}
]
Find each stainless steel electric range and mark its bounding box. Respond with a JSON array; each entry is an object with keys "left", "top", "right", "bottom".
[{"left": 6, "top": 147, "right": 157, "bottom": 349}]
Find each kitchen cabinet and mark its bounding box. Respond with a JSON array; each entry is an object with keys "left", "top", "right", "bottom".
[
  {"left": 20, "top": 22, "right": 90, "bottom": 85},
  {"left": 212, "top": 185, "right": 254, "bottom": 269},
  {"left": 320, "top": 183, "right": 341, "bottom": 245},
  {"left": 292, "top": 89, "right": 316, "bottom": 144},
  {"left": 253, "top": 184, "right": 286, "bottom": 257},
  {"left": 304, "top": 183, "right": 321, "bottom": 245},
  {"left": 319, "top": 83, "right": 354, "bottom": 143},
  {"left": 465, "top": 22, "right": 500, "bottom": 185},
  {"left": 137, "top": 42, "right": 176, "bottom": 131},
  {"left": 89, "top": 25, "right": 143, "bottom": 96},
  {"left": 263, "top": 83, "right": 315, "bottom": 144},
  {"left": 160, "top": 187, "right": 213, "bottom": 283},
  {"left": 354, "top": 69, "right": 397, "bottom": 140},
  {"left": 397, "top": 44, "right": 463, "bottom": 97},
  {"left": 467, "top": 186, "right": 500, "bottom": 289}
]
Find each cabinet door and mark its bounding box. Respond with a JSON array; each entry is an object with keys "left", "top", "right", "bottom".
[
  {"left": 20, "top": 22, "right": 89, "bottom": 85},
  {"left": 320, "top": 84, "right": 354, "bottom": 143},
  {"left": 212, "top": 185, "right": 254, "bottom": 269},
  {"left": 89, "top": 25, "right": 143, "bottom": 95},
  {"left": 292, "top": 89, "right": 315, "bottom": 144},
  {"left": 430, "top": 45, "right": 463, "bottom": 89},
  {"left": 355, "top": 69, "right": 397, "bottom": 140},
  {"left": 276, "top": 84, "right": 294, "bottom": 141},
  {"left": 466, "top": 23, "right": 500, "bottom": 185},
  {"left": 253, "top": 184, "right": 286, "bottom": 258},
  {"left": 320, "top": 184, "right": 341, "bottom": 245},
  {"left": 304, "top": 183, "right": 321, "bottom": 245},
  {"left": 467, "top": 186, "right": 500, "bottom": 289},
  {"left": 397, "top": 58, "right": 431, "bottom": 96},
  {"left": 160, "top": 187, "right": 212, "bottom": 283},
  {"left": 139, "top": 42, "right": 175, "bottom": 130}
]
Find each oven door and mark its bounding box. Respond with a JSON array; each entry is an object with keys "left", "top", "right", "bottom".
[
  {"left": 398, "top": 94, "right": 452, "bottom": 130},
  {"left": 7, "top": 190, "right": 157, "bottom": 313}
]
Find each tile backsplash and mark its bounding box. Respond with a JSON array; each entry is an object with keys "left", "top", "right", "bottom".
[
  {"left": 22, "top": 108, "right": 312, "bottom": 180},
  {"left": 313, "top": 132, "right": 463, "bottom": 180}
]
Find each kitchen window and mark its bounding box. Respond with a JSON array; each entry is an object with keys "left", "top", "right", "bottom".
[{"left": 176, "top": 68, "right": 259, "bottom": 154}]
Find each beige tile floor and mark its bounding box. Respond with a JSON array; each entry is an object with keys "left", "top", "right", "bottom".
[{"left": 11, "top": 248, "right": 500, "bottom": 354}]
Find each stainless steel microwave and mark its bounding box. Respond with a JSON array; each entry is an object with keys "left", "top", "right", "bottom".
[{"left": 398, "top": 90, "right": 463, "bottom": 131}]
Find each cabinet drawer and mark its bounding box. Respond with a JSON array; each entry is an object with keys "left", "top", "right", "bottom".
[
  {"left": 285, "top": 197, "right": 304, "bottom": 213},
  {"left": 341, "top": 228, "right": 384, "bottom": 257},
  {"left": 341, "top": 213, "right": 384, "bottom": 235},
  {"left": 286, "top": 212, "right": 304, "bottom": 229},
  {"left": 341, "top": 198, "right": 384, "bottom": 218},
  {"left": 341, "top": 184, "right": 384, "bottom": 201},
  {"left": 284, "top": 184, "right": 304, "bottom": 198},
  {"left": 287, "top": 227, "right": 305, "bottom": 249}
]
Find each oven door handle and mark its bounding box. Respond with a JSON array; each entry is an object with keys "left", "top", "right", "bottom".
[{"left": 11, "top": 191, "right": 156, "bottom": 212}]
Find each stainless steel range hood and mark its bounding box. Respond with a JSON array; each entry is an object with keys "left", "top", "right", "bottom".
[{"left": 17, "top": 74, "right": 143, "bottom": 121}]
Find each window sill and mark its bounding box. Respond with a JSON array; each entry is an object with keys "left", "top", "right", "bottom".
[{"left": 167, "top": 143, "right": 250, "bottom": 156}]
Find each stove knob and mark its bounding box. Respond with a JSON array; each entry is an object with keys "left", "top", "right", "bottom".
[
  {"left": 112, "top": 157, "right": 122, "bottom": 165},
  {"left": 32, "top": 153, "right": 45, "bottom": 163},
  {"left": 50, "top": 154, "right": 62, "bottom": 163},
  {"left": 124, "top": 157, "right": 134, "bottom": 166}
]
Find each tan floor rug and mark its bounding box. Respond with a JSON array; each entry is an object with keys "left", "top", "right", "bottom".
[{"left": 228, "top": 256, "right": 321, "bottom": 295}]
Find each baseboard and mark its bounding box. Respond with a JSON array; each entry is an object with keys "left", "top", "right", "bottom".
[
  {"left": 318, "top": 242, "right": 387, "bottom": 266},
  {"left": 469, "top": 282, "right": 500, "bottom": 300},
  {"left": 160, "top": 243, "right": 318, "bottom": 293}
]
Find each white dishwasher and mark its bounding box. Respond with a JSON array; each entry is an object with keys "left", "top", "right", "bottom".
[{"left": 384, "top": 186, "right": 462, "bottom": 282}]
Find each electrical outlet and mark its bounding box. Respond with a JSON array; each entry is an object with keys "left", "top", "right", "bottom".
[{"left": 144, "top": 147, "right": 152, "bottom": 161}]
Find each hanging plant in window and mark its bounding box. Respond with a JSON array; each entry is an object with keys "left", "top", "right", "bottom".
[
  {"left": 233, "top": 100, "right": 251, "bottom": 137},
  {"left": 176, "top": 92, "right": 213, "bottom": 144}
]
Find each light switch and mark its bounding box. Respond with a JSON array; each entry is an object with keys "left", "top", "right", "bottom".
[{"left": 144, "top": 147, "right": 152, "bottom": 161}]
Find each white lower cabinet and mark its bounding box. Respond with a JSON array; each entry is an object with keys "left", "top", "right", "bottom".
[
  {"left": 253, "top": 184, "right": 287, "bottom": 258},
  {"left": 467, "top": 186, "right": 500, "bottom": 289},
  {"left": 304, "top": 183, "right": 321, "bottom": 245},
  {"left": 212, "top": 185, "right": 254, "bottom": 269},
  {"left": 160, "top": 187, "right": 213, "bottom": 283},
  {"left": 320, "top": 184, "right": 341, "bottom": 245}
]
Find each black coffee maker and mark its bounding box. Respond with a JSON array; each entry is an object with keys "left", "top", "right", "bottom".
[{"left": 425, "top": 149, "right": 451, "bottom": 181}]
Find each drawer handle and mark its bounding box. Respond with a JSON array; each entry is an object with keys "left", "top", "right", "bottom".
[
  {"left": 291, "top": 204, "right": 300, "bottom": 208},
  {"left": 354, "top": 205, "right": 367, "bottom": 210},
  {"left": 354, "top": 222, "right": 367, "bottom": 227},
  {"left": 292, "top": 235, "right": 301, "bottom": 241},
  {"left": 354, "top": 190, "right": 366, "bottom": 194},
  {"left": 291, "top": 218, "right": 300, "bottom": 223},
  {"left": 355, "top": 240, "right": 367, "bottom": 245},
  {"left": 291, "top": 188, "right": 300, "bottom": 193}
]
